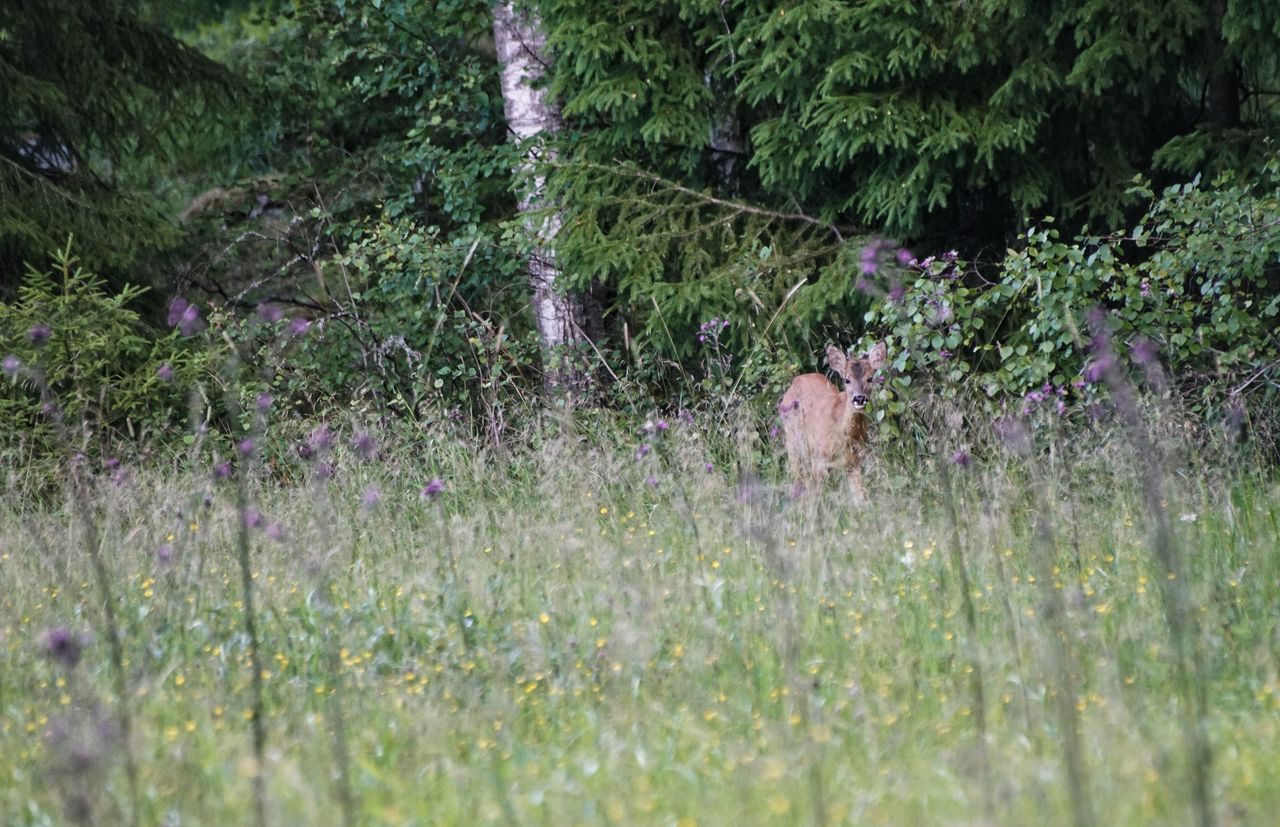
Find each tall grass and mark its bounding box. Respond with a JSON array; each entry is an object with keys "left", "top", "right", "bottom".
[{"left": 2, "top": 401, "right": 1278, "bottom": 825}]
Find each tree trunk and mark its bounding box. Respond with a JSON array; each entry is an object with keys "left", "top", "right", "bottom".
[
  {"left": 492, "top": 1, "right": 590, "bottom": 390},
  {"left": 1205, "top": 0, "right": 1240, "bottom": 128},
  {"left": 706, "top": 70, "right": 746, "bottom": 196}
]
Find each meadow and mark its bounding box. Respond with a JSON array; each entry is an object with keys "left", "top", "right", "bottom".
[{"left": 2, "top": 406, "right": 1278, "bottom": 827}]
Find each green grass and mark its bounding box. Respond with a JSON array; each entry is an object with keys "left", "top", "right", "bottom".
[{"left": 2, "top": 422, "right": 1279, "bottom": 826}]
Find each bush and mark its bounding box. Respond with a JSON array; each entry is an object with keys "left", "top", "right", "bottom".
[{"left": 862, "top": 164, "right": 1280, "bottom": 439}]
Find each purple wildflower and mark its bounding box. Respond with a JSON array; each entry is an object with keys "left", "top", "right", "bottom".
[
  {"left": 258, "top": 303, "right": 284, "bottom": 324},
  {"left": 40, "top": 401, "right": 58, "bottom": 417},
  {"left": 895, "top": 248, "right": 914, "bottom": 266},
  {"left": 213, "top": 460, "right": 232, "bottom": 480},
  {"left": 950, "top": 449, "right": 971, "bottom": 468},
  {"left": 237, "top": 438, "right": 255, "bottom": 457},
  {"left": 299, "top": 426, "right": 335, "bottom": 461},
  {"left": 167, "top": 297, "right": 189, "bottom": 327},
  {"left": 43, "top": 628, "right": 83, "bottom": 668},
  {"left": 421, "top": 478, "right": 445, "bottom": 500},
  {"left": 351, "top": 431, "right": 377, "bottom": 460},
  {"left": 289, "top": 317, "right": 311, "bottom": 337},
  {"left": 645, "top": 475, "right": 659, "bottom": 486},
  {"left": 362, "top": 486, "right": 382, "bottom": 509},
  {"left": 157, "top": 363, "right": 174, "bottom": 382},
  {"left": 887, "top": 284, "right": 906, "bottom": 304},
  {"left": 1082, "top": 354, "right": 1113, "bottom": 384},
  {"left": 704, "top": 462, "right": 714, "bottom": 473},
  {"left": 156, "top": 544, "right": 174, "bottom": 564},
  {"left": 939, "top": 349, "right": 952, "bottom": 360},
  {"left": 636, "top": 443, "right": 652, "bottom": 460},
  {"left": 264, "top": 522, "right": 286, "bottom": 543},
  {"left": 2, "top": 354, "right": 21, "bottom": 377},
  {"left": 255, "top": 393, "right": 273, "bottom": 412},
  {"left": 27, "top": 325, "right": 51, "bottom": 347},
  {"left": 1130, "top": 338, "right": 1157, "bottom": 366},
  {"left": 243, "top": 508, "right": 263, "bottom": 530},
  {"left": 1140, "top": 280, "right": 1152, "bottom": 298},
  {"left": 314, "top": 462, "right": 335, "bottom": 481},
  {"left": 178, "top": 303, "right": 204, "bottom": 337}
]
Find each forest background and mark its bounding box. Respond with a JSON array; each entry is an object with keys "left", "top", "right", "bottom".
[{"left": 2, "top": 0, "right": 1278, "bottom": 456}]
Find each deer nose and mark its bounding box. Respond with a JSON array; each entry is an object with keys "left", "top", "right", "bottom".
[{"left": 851, "top": 394, "right": 869, "bottom": 408}]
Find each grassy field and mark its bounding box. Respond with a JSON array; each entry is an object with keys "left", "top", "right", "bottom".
[{"left": 2, "top": 417, "right": 1279, "bottom": 826}]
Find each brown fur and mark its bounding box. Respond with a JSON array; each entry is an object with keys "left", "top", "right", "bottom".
[{"left": 780, "top": 342, "right": 886, "bottom": 497}]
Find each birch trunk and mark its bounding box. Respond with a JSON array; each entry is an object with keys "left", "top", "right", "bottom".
[{"left": 492, "top": 1, "right": 588, "bottom": 389}]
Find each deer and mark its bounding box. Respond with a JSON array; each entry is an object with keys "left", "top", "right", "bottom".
[{"left": 779, "top": 341, "right": 887, "bottom": 498}]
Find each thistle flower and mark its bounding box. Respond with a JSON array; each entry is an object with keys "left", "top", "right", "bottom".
[
  {"left": 421, "top": 478, "right": 445, "bottom": 500},
  {"left": 213, "top": 460, "right": 232, "bottom": 480},
  {"left": 361, "top": 486, "right": 382, "bottom": 509},
  {"left": 167, "top": 297, "right": 189, "bottom": 327},
  {"left": 255, "top": 393, "right": 273, "bottom": 412},
  {"left": 264, "top": 522, "right": 286, "bottom": 543},
  {"left": 1130, "top": 338, "right": 1158, "bottom": 367},
  {"left": 27, "top": 324, "right": 51, "bottom": 347},
  {"left": 2, "top": 354, "right": 21, "bottom": 377},
  {"left": 351, "top": 431, "right": 377, "bottom": 460},
  {"left": 289, "top": 317, "right": 311, "bottom": 337},
  {"left": 237, "top": 438, "right": 255, "bottom": 457},
  {"left": 243, "top": 508, "right": 263, "bottom": 530},
  {"left": 43, "top": 628, "right": 83, "bottom": 669},
  {"left": 1083, "top": 355, "right": 1113, "bottom": 384},
  {"left": 950, "top": 449, "right": 971, "bottom": 468},
  {"left": 156, "top": 544, "right": 174, "bottom": 564},
  {"left": 156, "top": 363, "right": 174, "bottom": 382},
  {"left": 258, "top": 304, "right": 284, "bottom": 324}
]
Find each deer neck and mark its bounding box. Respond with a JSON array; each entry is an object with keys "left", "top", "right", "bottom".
[{"left": 838, "top": 390, "right": 869, "bottom": 443}]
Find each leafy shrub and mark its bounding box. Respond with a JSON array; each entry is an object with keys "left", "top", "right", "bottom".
[{"left": 862, "top": 164, "right": 1280, "bottom": 434}]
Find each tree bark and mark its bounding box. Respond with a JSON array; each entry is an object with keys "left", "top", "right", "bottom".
[
  {"left": 1205, "top": 0, "right": 1240, "bottom": 128},
  {"left": 706, "top": 70, "right": 746, "bottom": 196},
  {"left": 492, "top": 1, "right": 590, "bottom": 390}
]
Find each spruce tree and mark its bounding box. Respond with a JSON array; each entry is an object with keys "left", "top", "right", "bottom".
[{"left": 0, "top": 0, "right": 232, "bottom": 283}]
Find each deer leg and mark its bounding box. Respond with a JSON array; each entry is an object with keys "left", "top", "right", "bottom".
[{"left": 846, "top": 457, "right": 867, "bottom": 502}]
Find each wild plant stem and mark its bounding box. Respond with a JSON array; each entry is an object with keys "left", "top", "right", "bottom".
[
  {"left": 38, "top": 371, "right": 139, "bottom": 827},
  {"left": 939, "top": 462, "right": 991, "bottom": 818},
  {"left": 70, "top": 468, "right": 140, "bottom": 827},
  {"left": 1105, "top": 362, "right": 1216, "bottom": 827},
  {"left": 233, "top": 468, "right": 269, "bottom": 827}
]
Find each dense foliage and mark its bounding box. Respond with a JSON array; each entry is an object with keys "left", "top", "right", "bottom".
[
  {"left": 864, "top": 163, "right": 1280, "bottom": 434},
  {"left": 0, "top": 0, "right": 233, "bottom": 281},
  {"left": 1, "top": 0, "right": 1278, "bottom": 454}
]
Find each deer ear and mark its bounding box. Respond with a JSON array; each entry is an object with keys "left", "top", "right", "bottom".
[
  {"left": 825, "top": 345, "right": 848, "bottom": 375},
  {"left": 865, "top": 341, "right": 887, "bottom": 371}
]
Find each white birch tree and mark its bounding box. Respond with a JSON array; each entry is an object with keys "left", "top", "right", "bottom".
[{"left": 492, "top": 0, "right": 589, "bottom": 390}]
